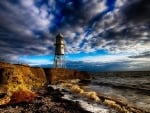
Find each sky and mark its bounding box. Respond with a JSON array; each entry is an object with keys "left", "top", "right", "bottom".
[{"left": 0, "top": 0, "right": 150, "bottom": 71}]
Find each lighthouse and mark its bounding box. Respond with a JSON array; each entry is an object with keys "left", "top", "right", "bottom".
[{"left": 53, "top": 34, "right": 66, "bottom": 68}]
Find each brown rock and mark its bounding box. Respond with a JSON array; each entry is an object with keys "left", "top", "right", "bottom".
[
  {"left": 44, "top": 68, "right": 90, "bottom": 84},
  {"left": 10, "top": 90, "right": 37, "bottom": 104}
]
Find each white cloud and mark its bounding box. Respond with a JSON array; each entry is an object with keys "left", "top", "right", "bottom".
[
  {"left": 27, "top": 59, "right": 53, "bottom": 65},
  {"left": 67, "top": 53, "right": 150, "bottom": 71},
  {"left": 0, "top": 0, "right": 150, "bottom": 64},
  {"left": 77, "top": 54, "right": 129, "bottom": 63},
  {"left": 6, "top": 0, "right": 52, "bottom": 32},
  {"left": 115, "top": 0, "right": 128, "bottom": 8},
  {"left": 88, "top": 0, "right": 107, "bottom": 17},
  {"left": 20, "top": 0, "right": 34, "bottom": 7}
]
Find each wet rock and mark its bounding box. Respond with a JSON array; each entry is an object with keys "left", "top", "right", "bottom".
[
  {"left": 0, "top": 93, "right": 6, "bottom": 98},
  {"left": 79, "top": 79, "right": 91, "bottom": 85},
  {"left": 0, "top": 86, "right": 91, "bottom": 113}
]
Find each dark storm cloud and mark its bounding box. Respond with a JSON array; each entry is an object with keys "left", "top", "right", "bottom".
[
  {"left": 122, "top": 0, "right": 150, "bottom": 24},
  {"left": 0, "top": 0, "right": 54, "bottom": 61},
  {"left": 129, "top": 51, "right": 150, "bottom": 58},
  {"left": 66, "top": 61, "right": 130, "bottom": 72},
  {"left": 0, "top": 0, "right": 150, "bottom": 63},
  {"left": 66, "top": 60, "right": 150, "bottom": 71},
  {"left": 85, "top": 0, "right": 150, "bottom": 54},
  {"left": 0, "top": 0, "right": 107, "bottom": 60}
]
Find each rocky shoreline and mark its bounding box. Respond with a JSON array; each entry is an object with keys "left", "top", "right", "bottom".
[
  {"left": 0, "top": 85, "right": 91, "bottom": 113},
  {"left": 0, "top": 62, "right": 149, "bottom": 113},
  {"left": 0, "top": 84, "right": 149, "bottom": 113}
]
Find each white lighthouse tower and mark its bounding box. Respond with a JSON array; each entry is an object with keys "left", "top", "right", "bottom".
[{"left": 53, "top": 33, "right": 66, "bottom": 68}]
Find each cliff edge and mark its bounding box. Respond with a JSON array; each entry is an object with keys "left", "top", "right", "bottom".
[{"left": 0, "top": 62, "right": 89, "bottom": 94}]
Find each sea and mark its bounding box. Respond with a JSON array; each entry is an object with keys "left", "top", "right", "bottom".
[
  {"left": 35, "top": 64, "right": 150, "bottom": 112},
  {"left": 84, "top": 72, "right": 150, "bottom": 112},
  {"left": 55, "top": 71, "right": 150, "bottom": 113}
]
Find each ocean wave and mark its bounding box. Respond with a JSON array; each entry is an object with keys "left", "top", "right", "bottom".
[
  {"left": 93, "top": 81, "right": 150, "bottom": 95},
  {"left": 55, "top": 80, "right": 149, "bottom": 113}
]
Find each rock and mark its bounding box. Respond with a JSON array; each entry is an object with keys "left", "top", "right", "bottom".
[
  {"left": 44, "top": 68, "right": 90, "bottom": 84},
  {"left": 0, "top": 93, "right": 6, "bottom": 98},
  {"left": 10, "top": 90, "right": 37, "bottom": 104}
]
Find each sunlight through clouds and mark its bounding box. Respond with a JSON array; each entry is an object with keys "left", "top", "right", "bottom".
[{"left": 0, "top": 0, "right": 150, "bottom": 71}]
